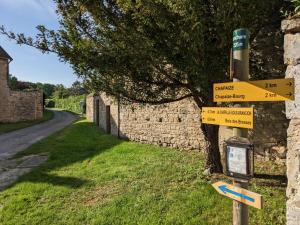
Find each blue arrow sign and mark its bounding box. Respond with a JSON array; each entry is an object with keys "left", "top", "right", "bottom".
[{"left": 219, "top": 185, "right": 255, "bottom": 202}]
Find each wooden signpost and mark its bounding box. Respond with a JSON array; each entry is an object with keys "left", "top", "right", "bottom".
[
  {"left": 212, "top": 181, "right": 263, "bottom": 209},
  {"left": 214, "top": 78, "right": 294, "bottom": 102},
  {"left": 201, "top": 107, "right": 253, "bottom": 129},
  {"left": 201, "top": 28, "right": 295, "bottom": 225}
]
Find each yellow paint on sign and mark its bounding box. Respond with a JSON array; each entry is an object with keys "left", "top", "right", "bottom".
[
  {"left": 201, "top": 107, "right": 253, "bottom": 129},
  {"left": 212, "top": 181, "right": 263, "bottom": 209},
  {"left": 214, "top": 78, "right": 294, "bottom": 102}
]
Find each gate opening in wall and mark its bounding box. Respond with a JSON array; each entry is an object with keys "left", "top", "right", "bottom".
[
  {"left": 106, "top": 105, "right": 111, "bottom": 134},
  {"left": 96, "top": 99, "right": 100, "bottom": 126}
]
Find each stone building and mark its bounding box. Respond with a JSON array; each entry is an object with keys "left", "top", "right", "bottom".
[{"left": 0, "top": 46, "right": 43, "bottom": 123}]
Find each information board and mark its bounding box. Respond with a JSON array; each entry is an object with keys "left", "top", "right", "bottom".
[{"left": 227, "top": 146, "right": 247, "bottom": 175}]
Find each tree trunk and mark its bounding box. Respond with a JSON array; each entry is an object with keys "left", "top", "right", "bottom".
[
  {"left": 192, "top": 94, "right": 223, "bottom": 174},
  {"left": 201, "top": 123, "right": 223, "bottom": 173}
]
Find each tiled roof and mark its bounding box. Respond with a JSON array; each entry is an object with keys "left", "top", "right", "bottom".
[{"left": 0, "top": 46, "right": 13, "bottom": 62}]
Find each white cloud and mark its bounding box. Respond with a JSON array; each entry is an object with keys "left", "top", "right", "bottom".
[{"left": 0, "top": 0, "right": 57, "bottom": 19}]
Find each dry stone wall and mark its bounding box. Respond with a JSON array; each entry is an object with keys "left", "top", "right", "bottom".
[
  {"left": 282, "top": 17, "right": 300, "bottom": 225},
  {"left": 119, "top": 97, "right": 206, "bottom": 150},
  {"left": 9, "top": 91, "right": 43, "bottom": 122},
  {"left": 86, "top": 94, "right": 94, "bottom": 122},
  {"left": 87, "top": 93, "right": 206, "bottom": 150},
  {"left": 87, "top": 92, "right": 288, "bottom": 157},
  {"left": 0, "top": 58, "right": 43, "bottom": 123}
]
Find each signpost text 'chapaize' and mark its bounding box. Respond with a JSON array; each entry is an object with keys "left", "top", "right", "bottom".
[{"left": 214, "top": 78, "right": 294, "bottom": 102}]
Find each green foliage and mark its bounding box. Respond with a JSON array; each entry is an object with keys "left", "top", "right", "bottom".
[
  {"left": 0, "top": 120, "right": 286, "bottom": 225},
  {"left": 50, "top": 95, "right": 86, "bottom": 114},
  {"left": 52, "top": 82, "right": 86, "bottom": 99},
  {"left": 0, "top": 0, "right": 288, "bottom": 172},
  {"left": 292, "top": 0, "right": 300, "bottom": 14},
  {"left": 8, "top": 75, "right": 18, "bottom": 90},
  {"left": 8, "top": 76, "right": 86, "bottom": 99},
  {"left": 45, "top": 99, "right": 55, "bottom": 108},
  {"left": 0, "top": 0, "right": 287, "bottom": 106},
  {"left": 69, "top": 80, "right": 87, "bottom": 96},
  {"left": 8, "top": 75, "right": 56, "bottom": 98},
  {"left": 52, "top": 84, "right": 70, "bottom": 99}
]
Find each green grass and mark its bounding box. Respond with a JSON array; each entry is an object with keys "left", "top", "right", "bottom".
[
  {"left": 0, "top": 110, "right": 54, "bottom": 134},
  {"left": 0, "top": 120, "right": 286, "bottom": 225}
]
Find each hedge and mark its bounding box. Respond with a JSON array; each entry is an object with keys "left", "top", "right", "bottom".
[{"left": 46, "top": 95, "right": 86, "bottom": 114}]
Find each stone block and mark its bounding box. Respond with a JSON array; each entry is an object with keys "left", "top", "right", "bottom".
[
  {"left": 282, "top": 18, "right": 300, "bottom": 34},
  {"left": 286, "top": 65, "right": 300, "bottom": 119},
  {"left": 286, "top": 120, "right": 300, "bottom": 205},
  {"left": 284, "top": 33, "right": 300, "bottom": 65},
  {"left": 287, "top": 200, "right": 300, "bottom": 225}
]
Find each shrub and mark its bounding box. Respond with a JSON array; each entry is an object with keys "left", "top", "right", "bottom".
[
  {"left": 292, "top": 0, "right": 300, "bottom": 15},
  {"left": 45, "top": 99, "right": 55, "bottom": 108},
  {"left": 51, "top": 95, "right": 86, "bottom": 114}
]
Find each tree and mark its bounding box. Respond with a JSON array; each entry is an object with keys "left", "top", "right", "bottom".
[
  {"left": 41, "top": 83, "right": 56, "bottom": 98},
  {"left": 0, "top": 0, "right": 288, "bottom": 173},
  {"left": 8, "top": 75, "right": 56, "bottom": 97},
  {"left": 69, "top": 80, "right": 87, "bottom": 96},
  {"left": 8, "top": 75, "right": 19, "bottom": 90},
  {"left": 53, "top": 84, "right": 70, "bottom": 99}
]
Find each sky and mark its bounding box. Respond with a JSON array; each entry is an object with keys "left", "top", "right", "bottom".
[{"left": 0, "top": 0, "right": 76, "bottom": 87}]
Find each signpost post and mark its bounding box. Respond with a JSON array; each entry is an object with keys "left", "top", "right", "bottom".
[
  {"left": 232, "top": 28, "right": 250, "bottom": 225},
  {"left": 201, "top": 27, "right": 295, "bottom": 225}
]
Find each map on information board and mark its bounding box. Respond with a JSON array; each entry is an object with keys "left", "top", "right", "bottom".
[{"left": 227, "top": 146, "right": 247, "bottom": 175}]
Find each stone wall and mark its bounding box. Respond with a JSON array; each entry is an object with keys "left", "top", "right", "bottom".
[
  {"left": 0, "top": 58, "right": 43, "bottom": 123},
  {"left": 9, "top": 91, "right": 43, "bottom": 122},
  {"left": 218, "top": 102, "right": 288, "bottom": 164},
  {"left": 87, "top": 92, "right": 288, "bottom": 157},
  {"left": 86, "top": 94, "right": 95, "bottom": 122},
  {"left": 87, "top": 93, "right": 206, "bottom": 150},
  {"left": 282, "top": 18, "right": 300, "bottom": 225},
  {"left": 119, "top": 97, "right": 206, "bottom": 150},
  {"left": 0, "top": 58, "right": 11, "bottom": 122}
]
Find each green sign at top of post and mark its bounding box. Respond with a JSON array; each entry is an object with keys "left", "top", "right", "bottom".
[{"left": 233, "top": 28, "right": 249, "bottom": 51}]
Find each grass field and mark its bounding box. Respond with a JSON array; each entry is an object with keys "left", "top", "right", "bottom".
[
  {"left": 0, "top": 109, "right": 54, "bottom": 134},
  {"left": 0, "top": 120, "right": 286, "bottom": 225}
]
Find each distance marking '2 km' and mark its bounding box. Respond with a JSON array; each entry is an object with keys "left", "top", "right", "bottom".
[{"left": 213, "top": 78, "right": 294, "bottom": 102}]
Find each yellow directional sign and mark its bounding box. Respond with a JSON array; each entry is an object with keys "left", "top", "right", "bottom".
[
  {"left": 214, "top": 78, "right": 294, "bottom": 102},
  {"left": 212, "top": 181, "right": 263, "bottom": 209},
  {"left": 201, "top": 107, "right": 253, "bottom": 129}
]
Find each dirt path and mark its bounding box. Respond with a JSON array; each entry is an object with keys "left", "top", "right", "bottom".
[
  {"left": 0, "top": 110, "right": 76, "bottom": 160},
  {"left": 0, "top": 110, "right": 76, "bottom": 190}
]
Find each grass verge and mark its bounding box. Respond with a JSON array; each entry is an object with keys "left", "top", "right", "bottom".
[
  {"left": 0, "top": 109, "right": 54, "bottom": 134},
  {"left": 0, "top": 120, "right": 286, "bottom": 225}
]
